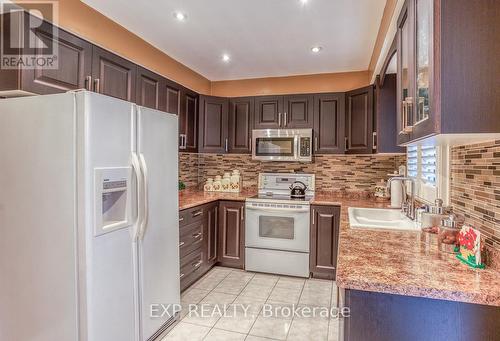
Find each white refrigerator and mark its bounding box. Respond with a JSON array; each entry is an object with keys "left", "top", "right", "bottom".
[{"left": 0, "top": 91, "right": 180, "bottom": 341}]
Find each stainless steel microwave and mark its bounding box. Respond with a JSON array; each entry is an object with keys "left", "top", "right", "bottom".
[{"left": 251, "top": 129, "right": 312, "bottom": 162}]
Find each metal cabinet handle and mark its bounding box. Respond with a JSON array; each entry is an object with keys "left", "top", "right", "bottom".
[
  {"left": 372, "top": 132, "right": 377, "bottom": 151},
  {"left": 312, "top": 209, "right": 315, "bottom": 225},
  {"left": 193, "top": 260, "right": 202, "bottom": 268},
  {"left": 93, "top": 78, "right": 100, "bottom": 93},
  {"left": 284, "top": 112, "right": 288, "bottom": 127},
  {"left": 179, "top": 241, "right": 185, "bottom": 247},
  {"left": 249, "top": 138, "right": 252, "bottom": 152},
  {"left": 192, "top": 210, "right": 203, "bottom": 217},
  {"left": 192, "top": 232, "right": 202, "bottom": 239},
  {"left": 180, "top": 273, "right": 185, "bottom": 279},
  {"left": 225, "top": 138, "right": 228, "bottom": 153},
  {"left": 314, "top": 137, "right": 318, "bottom": 152},
  {"left": 278, "top": 113, "right": 282, "bottom": 127},
  {"left": 401, "top": 98, "right": 414, "bottom": 134},
  {"left": 179, "top": 216, "right": 184, "bottom": 222},
  {"left": 240, "top": 206, "right": 244, "bottom": 221},
  {"left": 85, "top": 76, "right": 92, "bottom": 91}
]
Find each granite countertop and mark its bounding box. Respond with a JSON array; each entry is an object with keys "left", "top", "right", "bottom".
[
  {"left": 334, "top": 198, "right": 500, "bottom": 307},
  {"left": 178, "top": 189, "right": 500, "bottom": 306},
  {"left": 179, "top": 188, "right": 256, "bottom": 210}
]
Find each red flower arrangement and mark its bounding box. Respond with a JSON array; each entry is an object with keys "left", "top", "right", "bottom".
[{"left": 459, "top": 228, "right": 477, "bottom": 251}]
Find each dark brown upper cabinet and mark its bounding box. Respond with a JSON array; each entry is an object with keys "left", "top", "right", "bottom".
[
  {"left": 254, "top": 96, "right": 284, "bottom": 129},
  {"left": 91, "top": 46, "right": 136, "bottom": 102},
  {"left": 396, "top": 0, "right": 414, "bottom": 145},
  {"left": 310, "top": 205, "right": 340, "bottom": 280},
  {"left": 345, "top": 86, "right": 374, "bottom": 154},
  {"left": 283, "top": 94, "right": 314, "bottom": 128},
  {"left": 136, "top": 67, "right": 166, "bottom": 110},
  {"left": 218, "top": 201, "right": 245, "bottom": 269},
  {"left": 165, "top": 81, "right": 181, "bottom": 115},
  {"left": 254, "top": 95, "right": 313, "bottom": 129},
  {"left": 0, "top": 11, "right": 92, "bottom": 96},
  {"left": 179, "top": 90, "right": 198, "bottom": 152},
  {"left": 395, "top": 0, "right": 500, "bottom": 145},
  {"left": 199, "top": 95, "right": 229, "bottom": 153},
  {"left": 375, "top": 74, "right": 405, "bottom": 153},
  {"left": 228, "top": 97, "right": 254, "bottom": 154},
  {"left": 313, "top": 93, "right": 345, "bottom": 154}
]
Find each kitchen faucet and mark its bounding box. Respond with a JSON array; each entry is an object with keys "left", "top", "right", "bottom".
[{"left": 387, "top": 176, "right": 416, "bottom": 220}]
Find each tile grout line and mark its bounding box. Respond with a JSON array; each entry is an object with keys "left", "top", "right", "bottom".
[
  {"left": 247, "top": 273, "right": 283, "bottom": 340},
  {"left": 284, "top": 278, "right": 307, "bottom": 341},
  {"left": 202, "top": 267, "right": 242, "bottom": 340}
]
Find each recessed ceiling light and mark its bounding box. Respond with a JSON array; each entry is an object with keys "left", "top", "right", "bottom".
[
  {"left": 222, "top": 54, "right": 231, "bottom": 62},
  {"left": 300, "top": 0, "right": 308, "bottom": 4},
  {"left": 311, "top": 46, "right": 322, "bottom": 53},
  {"left": 173, "top": 11, "right": 187, "bottom": 21}
]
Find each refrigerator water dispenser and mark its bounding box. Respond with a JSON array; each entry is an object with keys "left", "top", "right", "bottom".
[{"left": 94, "top": 167, "right": 131, "bottom": 236}]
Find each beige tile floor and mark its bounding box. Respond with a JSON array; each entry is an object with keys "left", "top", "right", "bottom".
[{"left": 163, "top": 267, "right": 342, "bottom": 341}]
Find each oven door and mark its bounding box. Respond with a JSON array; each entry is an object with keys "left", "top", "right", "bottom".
[
  {"left": 245, "top": 203, "right": 310, "bottom": 252},
  {"left": 252, "top": 135, "right": 298, "bottom": 161}
]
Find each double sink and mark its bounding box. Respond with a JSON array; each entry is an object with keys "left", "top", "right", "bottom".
[{"left": 348, "top": 207, "right": 419, "bottom": 231}]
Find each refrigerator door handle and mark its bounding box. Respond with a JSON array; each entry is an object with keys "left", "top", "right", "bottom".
[
  {"left": 131, "top": 153, "right": 143, "bottom": 241},
  {"left": 138, "top": 153, "right": 149, "bottom": 240}
]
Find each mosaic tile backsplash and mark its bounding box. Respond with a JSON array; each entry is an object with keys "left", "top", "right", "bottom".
[
  {"left": 180, "top": 152, "right": 405, "bottom": 193},
  {"left": 451, "top": 140, "right": 500, "bottom": 251}
]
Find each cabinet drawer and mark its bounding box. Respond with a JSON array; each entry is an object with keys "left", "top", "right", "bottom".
[
  {"left": 179, "top": 210, "right": 189, "bottom": 227},
  {"left": 179, "top": 221, "right": 204, "bottom": 258},
  {"left": 180, "top": 249, "right": 204, "bottom": 290},
  {"left": 179, "top": 205, "right": 205, "bottom": 226}
]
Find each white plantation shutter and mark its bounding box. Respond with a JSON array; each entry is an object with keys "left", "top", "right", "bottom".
[
  {"left": 407, "top": 146, "right": 418, "bottom": 178},
  {"left": 420, "top": 146, "right": 437, "bottom": 185},
  {"left": 406, "top": 144, "right": 446, "bottom": 204}
]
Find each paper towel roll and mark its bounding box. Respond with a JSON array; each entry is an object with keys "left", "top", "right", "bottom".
[{"left": 390, "top": 180, "right": 403, "bottom": 208}]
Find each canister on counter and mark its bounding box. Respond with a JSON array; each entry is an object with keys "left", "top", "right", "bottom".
[{"left": 437, "top": 215, "right": 462, "bottom": 253}]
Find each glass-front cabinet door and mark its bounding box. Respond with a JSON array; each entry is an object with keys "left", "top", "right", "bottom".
[
  {"left": 415, "top": 0, "right": 432, "bottom": 125},
  {"left": 397, "top": 0, "right": 414, "bottom": 143}
]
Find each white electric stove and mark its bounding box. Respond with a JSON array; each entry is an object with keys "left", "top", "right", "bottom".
[{"left": 245, "top": 173, "right": 315, "bottom": 277}]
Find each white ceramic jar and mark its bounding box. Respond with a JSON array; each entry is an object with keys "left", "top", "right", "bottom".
[
  {"left": 204, "top": 178, "right": 214, "bottom": 192},
  {"left": 230, "top": 170, "right": 241, "bottom": 192},
  {"left": 213, "top": 175, "right": 222, "bottom": 192},
  {"left": 222, "top": 172, "right": 231, "bottom": 192}
]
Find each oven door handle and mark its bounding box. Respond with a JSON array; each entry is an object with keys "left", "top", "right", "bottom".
[{"left": 245, "top": 205, "right": 310, "bottom": 213}]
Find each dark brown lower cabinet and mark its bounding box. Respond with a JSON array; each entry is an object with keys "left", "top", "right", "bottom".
[
  {"left": 203, "top": 202, "right": 218, "bottom": 271},
  {"left": 310, "top": 205, "right": 340, "bottom": 280},
  {"left": 218, "top": 201, "right": 245, "bottom": 269},
  {"left": 343, "top": 289, "right": 500, "bottom": 341},
  {"left": 179, "top": 205, "right": 207, "bottom": 292}
]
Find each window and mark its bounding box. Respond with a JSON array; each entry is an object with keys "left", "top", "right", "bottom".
[{"left": 407, "top": 144, "right": 449, "bottom": 204}]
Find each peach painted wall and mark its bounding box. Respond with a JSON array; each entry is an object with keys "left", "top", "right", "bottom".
[
  {"left": 368, "top": 0, "right": 398, "bottom": 80},
  {"left": 210, "top": 71, "right": 370, "bottom": 97},
  {"left": 24, "top": 0, "right": 212, "bottom": 94},
  {"left": 15, "top": 0, "right": 391, "bottom": 97}
]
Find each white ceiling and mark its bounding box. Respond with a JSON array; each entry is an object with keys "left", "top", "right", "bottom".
[{"left": 83, "top": 0, "right": 386, "bottom": 81}]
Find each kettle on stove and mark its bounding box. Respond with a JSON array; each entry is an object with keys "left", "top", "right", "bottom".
[{"left": 289, "top": 181, "right": 308, "bottom": 198}]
